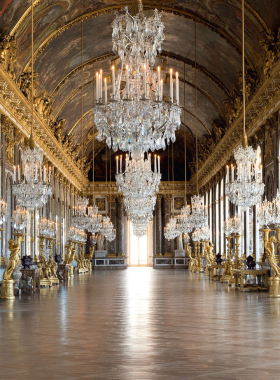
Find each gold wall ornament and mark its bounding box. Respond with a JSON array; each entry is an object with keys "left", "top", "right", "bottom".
[
  {"left": 260, "top": 28, "right": 280, "bottom": 77},
  {"left": 18, "top": 69, "right": 39, "bottom": 101},
  {"left": 1, "top": 115, "right": 24, "bottom": 166},
  {"left": 0, "top": 35, "right": 17, "bottom": 81},
  {"left": 96, "top": 197, "right": 106, "bottom": 212}
]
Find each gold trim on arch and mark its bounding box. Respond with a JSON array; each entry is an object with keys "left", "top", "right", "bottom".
[{"left": 21, "top": 4, "right": 258, "bottom": 73}]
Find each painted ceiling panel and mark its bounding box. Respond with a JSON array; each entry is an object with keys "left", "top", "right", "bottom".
[{"left": 34, "top": 13, "right": 115, "bottom": 94}]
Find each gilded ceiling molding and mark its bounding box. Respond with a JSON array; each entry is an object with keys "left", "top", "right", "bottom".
[
  {"left": 10, "top": 0, "right": 44, "bottom": 36},
  {"left": 194, "top": 60, "right": 280, "bottom": 190},
  {"left": 160, "top": 52, "right": 229, "bottom": 97},
  {"left": 21, "top": 4, "right": 256, "bottom": 73},
  {"left": 50, "top": 53, "right": 114, "bottom": 100}
]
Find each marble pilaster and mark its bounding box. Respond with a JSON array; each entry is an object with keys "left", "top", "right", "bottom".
[{"left": 156, "top": 195, "right": 162, "bottom": 255}]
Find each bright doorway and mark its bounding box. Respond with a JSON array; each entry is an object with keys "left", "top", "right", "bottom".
[{"left": 128, "top": 221, "right": 148, "bottom": 266}]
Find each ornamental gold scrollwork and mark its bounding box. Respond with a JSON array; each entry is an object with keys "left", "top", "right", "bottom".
[{"left": 0, "top": 35, "right": 17, "bottom": 81}]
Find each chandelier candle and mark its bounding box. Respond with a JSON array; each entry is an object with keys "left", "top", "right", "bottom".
[{"left": 112, "top": 66, "right": 115, "bottom": 98}]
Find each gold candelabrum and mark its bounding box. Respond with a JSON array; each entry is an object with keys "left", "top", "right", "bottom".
[
  {"left": 260, "top": 228, "right": 271, "bottom": 262},
  {"left": 0, "top": 237, "right": 21, "bottom": 299},
  {"left": 264, "top": 235, "right": 280, "bottom": 297},
  {"left": 233, "top": 234, "right": 243, "bottom": 269},
  {"left": 220, "top": 235, "right": 233, "bottom": 283},
  {"left": 38, "top": 235, "right": 51, "bottom": 287},
  {"left": 192, "top": 241, "right": 204, "bottom": 273},
  {"left": 47, "top": 238, "right": 59, "bottom": 284},
  {"left": 272, "top": 227, "right": 280, "bottom": 264}
]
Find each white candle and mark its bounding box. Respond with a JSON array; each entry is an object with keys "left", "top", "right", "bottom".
[
  {"left": 231, "top": 165, "right": 234, "bottom": 181},
  {"left": 226, "top": 165, "right": 229, "bottom": 183},
  {"left": 35, "top": 165, "right": 38, "bottom": 181},
  {"left": 143, "top": 64, "right": 146, "bottom": 98},
  {"left": 99, "top": 70, "right": 103, "bottom": 103},
  {"left": 126, "top": 65, "right": 129, "bottom": 98},
  {"left": 158, "top": 66, "right": 161, "bottom": 99},
  {"left": 96, "top": 72, "right": 99, "bottom": 102},
  {"left": 126, "top": 154, "right": 128, "bottom": 168},
  {"left": 158, "top": 156, "right": 160, "bottom": 173},
  {"left": 154, "top": 155, "right": 157, "bottom": 173},
  {"left": 149, "top": 154, "right": 151, "bottom": 169},
  {"left": 260, "top": 165, "right": 262, "bottom": 182},
  {"left": 170, "top": 69, "right": 173, "bottom": 103},
  {"left": 176, "top": 72, "right": 179, "bottom": 104},
  {"left": 160, "top": 80, "right": 163, "bottom": 101},
  {"left": 13, "top": 166, "right": 16, "bottom": 183},
  {"left": 43, "top": 166, "right": 46, "bottom": 182},
  {"left": 49, "top": 167, "right": 51, "bottom": 183},
  {"left": 112, "top": 66, "right": 115, "bottom": 98},
  {"left": 24, "top": 164, "right": 27, "bottom": 179},
  {"left": 116, "top": 156, "right": 119, "bottom": 174},
  {"left": 120, "top": 155, "right": 122, "bottom": 173},
  {"left": 18, "top": 165, "right": 20, "bottom": 182},
  {"left": 104, "top": 78, "right": 107, "bottom": 104}
]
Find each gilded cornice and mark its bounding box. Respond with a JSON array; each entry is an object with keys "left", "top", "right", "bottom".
[
  {"left": 0, "top": 66, "right": 87, "bottom": 191},
  {"left": 21, "top": 4, "right": 255, "bottom": 73},
  {"left": 84, "top": 181, "right": 195, "bottom": 197},
  {"left": 194, "top": 61, "right": 280, "bottom": 190}
]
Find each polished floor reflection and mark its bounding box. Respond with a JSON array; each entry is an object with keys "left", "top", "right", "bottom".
[{"left": 1, "top": 268, "right": 280, "bottom": 379}]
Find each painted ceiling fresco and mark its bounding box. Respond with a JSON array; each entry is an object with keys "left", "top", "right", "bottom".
[{"left": 0, "top": 0, "right": 278, "bottom": 179}]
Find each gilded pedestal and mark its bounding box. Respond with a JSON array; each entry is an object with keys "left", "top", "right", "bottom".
[
  {"left": 269, "top": 277, "right": 280, "bottom": 298},
  {"left": 220, "top": 236, "right": 233, "bottom": 283},
  {"left": 0, "top": 279, "right": 15, "bottom": 299}
]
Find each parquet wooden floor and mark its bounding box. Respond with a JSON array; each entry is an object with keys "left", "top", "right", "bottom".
[{"left": 0, "top": 268, "right": 280, "bottom": 379}]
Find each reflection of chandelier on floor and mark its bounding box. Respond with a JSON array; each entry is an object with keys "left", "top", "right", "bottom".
[
  {"left": 93, "top": 1, "right": 181, "bottom": 156},
  {"left": 13, "top": 143, "right": 52, "bottom": 210}
]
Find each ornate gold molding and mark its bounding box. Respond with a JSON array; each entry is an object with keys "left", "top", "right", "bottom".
[
  {"left": 195, "top": 60, "right": 280, "bottom": 190},
  {"left": 0, "top": 66, "right": 87, "bottom": 191},
  {"left": 21, "top": 4, "right": 255, "bottom": 73}
]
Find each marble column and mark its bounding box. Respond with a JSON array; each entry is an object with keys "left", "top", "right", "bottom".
[
  {"left": 156, "top": 195, "right": 162, "bottom": 255},
  {"left": 117, "top": 195, "right": 124, "bottom": 255},
  {"left": 163, "top": 194, "right": 171, "bottom": 254}
]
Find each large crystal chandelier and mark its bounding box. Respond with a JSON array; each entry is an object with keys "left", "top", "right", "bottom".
[
  {"left": 13, "top": 2, "right": 52, "bottom": 210},
  {"left": 93, "top": 1, "right": 181, "bottom": 156},
  {"left": 164, "top": 217, "right": 180, "bottom": 241},
  {"left": 116, "top": 152, "right": 161, "bottom": 237},
  {"left": 189, "top": 194, "right": 208, "bottom": 229},
  {"left": 68, "top": 225, "right": 87, "bottom": 243},
  {"left": 13, "top": 143, "right": 52, "bottom": 210},
  {"left": 177, "top": 204, "right": 192, "bottom": 234},
  {"left": 72, "top": 195, "right": 89, "bottom": 230},
  {"left": 86, "top": 204, "right": 103, "bottom": 234},
  {"left": 38, "top": 217, "right": 56, "bottom": 238},
  {"left": 12, "top": 207, "right": 27, "bottom": 233},
  {"left": 224, "top": 216, "right": 241, "bottom": 235},
  {"left": 225, "top": 0, "right": 264, "bottom": 209}
]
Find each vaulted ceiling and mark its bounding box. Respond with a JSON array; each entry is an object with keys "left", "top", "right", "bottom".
[{"left": 1, "top": 0, "right": 279, "bottom": 180}]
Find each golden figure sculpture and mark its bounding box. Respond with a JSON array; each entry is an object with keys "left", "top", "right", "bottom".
[
  {"left": 64, "top": 243, "right": 71, "bottom": 264},
  {"left": 186, "top": 244, "right": 194, "bottom": 271},
  {"left": 38, "top": 253, "right": 50, "bottom": 280},
  {"left": 2, "top": 239, "right": 20, "bottom": 281},
  {"left": 86, "top": 246, "right": 94, "bottom": 270},
  {"left": 265, "top": 236, "right": 280, "bottom": 277},
  {"left": 47, "top": 253, "right": 58, "bottom": 279}
]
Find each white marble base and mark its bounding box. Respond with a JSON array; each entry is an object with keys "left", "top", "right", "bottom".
[
  {"left": 95, "top": 250, "right": 107, "bottom": 258},
  {"left": 175, "top": 250, "right": 185, "bottom": 257}
]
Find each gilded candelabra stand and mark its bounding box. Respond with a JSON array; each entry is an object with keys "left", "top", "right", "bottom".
[
  {"left": 220, "top": 236, "right": 233, "bottom": 283},
  {"left": 0, "top": 232, "right": 24, "bottom": 300},
  {"left": 192, "top": 241, "right": 204, "bottom": 273},
  {"left": 272, "top": 227, "right": 280, "bottom": 264},
  {"left": 228, "top": 234, "right": 243, "bottom": 286},
  {"left": 47, "top": 238, "right": 59, "bottom": 285},
  {"left": 259, "top": 228, "right": 271, "bottom": 262},
  {"left": 38, "top": 236, "right": 52, "bottom": 287}
]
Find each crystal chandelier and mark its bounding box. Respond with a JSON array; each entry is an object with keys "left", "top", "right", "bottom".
[
  {"left": 12, "top": 207, "right": 27, "bottom": 233},
  {"left": 38, "top": 217, "right": 56, "bottom": 238},
  {"left": 13, "top": 3, "right": 52, "bottom": 210},
  {"left": 257, "top": 190, "right": 280, "bottom": 227},
  {"left": 0, "top": 199, "right": 7, "bottom": 226},
  {"left": 86, "top": 204, "right": 103, "bottom": 234},
  {"left": 93, "top": 1, "right": 181, "bottom": 156},
  {"left": 101, "top": 216, "right": 114, "bottom": 238},
  {"left": 192, "top": 229, "right": 201, "bottom": 242},
  {"left": 225, "top": 0, "right": 264, "bottom": 209},
  {"left": 164, "top": 217, "right": 180, "bottom": 240},
  {"left": 116, "top": 152, "right": 161, "bottom": 237},
  {"left": 68, "top": 225, "right": 87, "bottom": 243},
  {"left": 13, "top": 144, "right": 52, "bottom": 210},
  {"left": 177, "top": 204, "right": 193, "bottom": 234},
  {"left": 224, "top": 216, "right": 241, "bottom": 235},
  {"left": 198, "top": 225, "right": 210, "bottom": 241},
  {"left": 106, "top": 227, "right": 116, "bottom": 242}
]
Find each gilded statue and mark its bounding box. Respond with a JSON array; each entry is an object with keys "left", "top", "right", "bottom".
[
  {"left": 260, "top": 28, "right": 280, "bottom": 77},
  {"left": 2, "top": 239, "right": 20, "bottom": 281},
  {"left": 265, "top": 236, "right": 280, "bottom": 277},
  {"left": 223, "top": 89, "right": 242, "bottom": 125},
  {"left": 47, "top": 253, "right": 58, "bottom": 279},
  {"left": 0, "top": 35, "right": 17, "bottom": 79},
  {"left": 64, "top": 243, "right": 71, "bottom": 264},
  {"left": 86, "top": 246, "right": 95, "bottom": 270},
  {"left": 208, "top": 243, "right": 215, "bottom": 265},
  {"left": 38, "top": 252, "right": 50, "bottom": 280},
  {"left": 186, "top": 244, "right": 194, "bottom": 271},
  {"left": 34, "top": 92, "right": 53, "bottom": 122},
  {"left": 52, "top": 118, "right": 65, "bottom": 144},
  {"left": 18, "top": 70, "right": 39, "bottom": 100}
]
